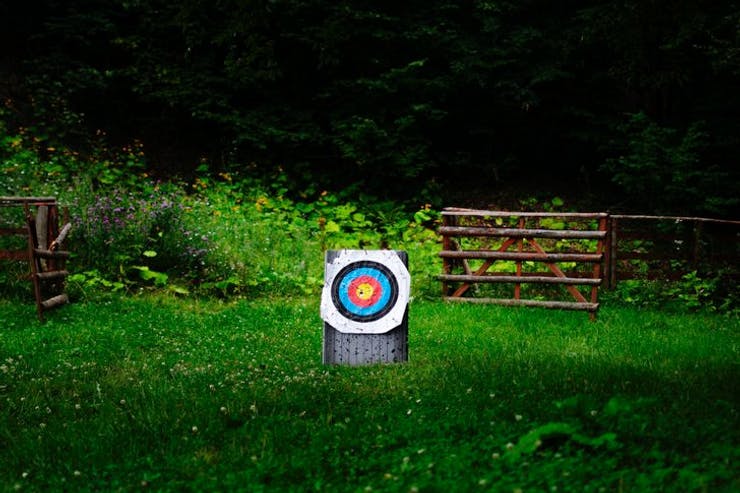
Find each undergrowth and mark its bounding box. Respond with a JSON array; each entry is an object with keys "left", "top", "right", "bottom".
[{"left": 2, "top": 122, "right": 737, "bottom": 312}]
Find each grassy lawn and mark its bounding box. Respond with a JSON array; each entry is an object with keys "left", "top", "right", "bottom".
[{"left": 0, "top": 297, "right": 738, "bottom": 492}]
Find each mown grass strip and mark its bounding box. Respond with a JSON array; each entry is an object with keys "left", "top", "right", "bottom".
[{"left": 0, "top": 298, "right": 738, "bottom": 492}]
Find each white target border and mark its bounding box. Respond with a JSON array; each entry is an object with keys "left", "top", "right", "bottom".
[{"left": 321, "top": 250, "right": 410, "bottom": 334}]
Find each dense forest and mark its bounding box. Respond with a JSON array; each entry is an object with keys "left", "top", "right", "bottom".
[{"left": 1, "top": 0, "right": 739, "bottom": 216}]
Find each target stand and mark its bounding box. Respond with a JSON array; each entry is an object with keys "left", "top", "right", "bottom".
[{"left": 321, "top": 250, "right": 410, "bottom": 365}]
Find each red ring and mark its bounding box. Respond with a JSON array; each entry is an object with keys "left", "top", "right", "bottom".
[{"left": 347, "top": 275, "right": 382, "bottom": 307}]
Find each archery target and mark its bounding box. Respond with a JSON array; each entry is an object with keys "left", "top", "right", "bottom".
[{"left": 321, "top": 250, "right": 410, "bottom": 334}]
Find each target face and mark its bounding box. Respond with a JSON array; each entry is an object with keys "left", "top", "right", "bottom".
[
  {"left": 321, "top": 250, "right": 410, "bottom": 334},
  {"left": 333, "top": 261, "right": 398, "bottom": 322}
]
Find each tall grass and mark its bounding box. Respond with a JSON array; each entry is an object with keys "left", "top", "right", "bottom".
[{"left": 1, "top": 298, "right": 737, "bottom": 492}]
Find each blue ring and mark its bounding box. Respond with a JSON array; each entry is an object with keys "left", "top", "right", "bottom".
[
  {"left": 337, "top": 267, "right": 392, "bottom": 317},
  {"left": 331, "top": 261, "right": 399, "bottom": 323}
]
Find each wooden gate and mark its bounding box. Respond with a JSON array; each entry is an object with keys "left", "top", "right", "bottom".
[
  {"left": 438, "top": 208, "right": 608, "bottom": 319},
  {"left": 0, "top": 197, "right": 71, "bottom": 321}
]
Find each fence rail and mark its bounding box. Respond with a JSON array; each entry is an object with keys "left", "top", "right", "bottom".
[
  {"left": 439, "top": 208, "right": 739, "bottom": 317},
  {"left": 439, "top": 208, "right": 607, "bottom": 319},
  {"left": 606, "top": 214, "right": 740, "bottom": 288}
]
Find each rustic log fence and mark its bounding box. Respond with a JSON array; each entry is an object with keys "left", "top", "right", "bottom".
[
  {"left": 606, "top": 214, "right": 740, "bottom": 288},
  {"left": 0, "top": 197, "right": 71, "bottom": 321},
  {"left": 439, "top": 208, "right": 608, "bottom": 319},
  {"left": 439, "top": 208, "right": 739, "bottom": 317}
]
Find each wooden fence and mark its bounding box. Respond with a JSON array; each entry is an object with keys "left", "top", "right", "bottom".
[
  {"left": 606, "top": 214, "right": 740, "bottom": 288},
  {"left": 439, "top": 208, "right": 739, "bottom": 317},
  {"left": 439, "top": 208, "right": 608, "bottom": 319},
  {"left": 0, "top": 197, "right": 71, "bottom": 320}
]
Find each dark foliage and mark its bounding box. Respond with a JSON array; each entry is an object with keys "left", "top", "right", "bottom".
[{"left": 1, "top": 0, "right": 738, "bottom": 215}]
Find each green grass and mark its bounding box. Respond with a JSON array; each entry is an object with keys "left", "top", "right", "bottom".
[{"left": 1, "top": 298, "right": 738, "bottom": 492}]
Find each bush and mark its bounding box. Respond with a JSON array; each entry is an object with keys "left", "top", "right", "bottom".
[
  {"left": 1, "top": 116, "right": 442, "bottom": 300},
  {"left": 602, "top": 112, "right": 737, "bottom": 216},
  {"left": 184, "top": 172, "right": 442, "bottom": 299},
  {"left": 68, "top": 182, "right": 211, "bottom": 290}
]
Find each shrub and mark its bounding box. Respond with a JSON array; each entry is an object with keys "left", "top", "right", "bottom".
[
  {"left": 602, "top": 112, "right": 737, "bottom": 216},
  {"left": 2, "top": 117, "right": 444, "bottom": 300},
  {"left": 184, "top": 173, "right": 442, "bottom": 299},
  {"left": 68, "top": 183, "right": 210, "bottom": 290}
]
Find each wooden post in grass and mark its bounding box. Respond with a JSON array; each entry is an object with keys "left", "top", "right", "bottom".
[{"left": 321, "top": 250, "right": 410, "bottom": 365}]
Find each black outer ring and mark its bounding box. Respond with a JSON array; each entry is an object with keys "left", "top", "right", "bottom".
[{"left": 330, "top": 260, "right": 399, "bottom": 323}]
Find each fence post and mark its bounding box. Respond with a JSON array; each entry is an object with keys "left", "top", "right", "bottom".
[
  {"left": 441, "top": 214, "right": 455, "bottom": 297},
  {"left": 515, "top": 216, "right": 525, "bottom": 300},
  {"left": 608, "top": 216, "right": 618, "bottom": 290},
  {"left": 692, "top": 220, "right": 703, "bottom": 269}
]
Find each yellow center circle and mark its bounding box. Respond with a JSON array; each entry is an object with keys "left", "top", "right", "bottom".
[{"left": 355, "top": 282, "right": 375, "bottom": 300}]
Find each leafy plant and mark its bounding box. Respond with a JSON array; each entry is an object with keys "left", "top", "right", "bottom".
[
  {"left": 602, "top": 113, "right": 736, "bottom": 215},
  {"left": 506, "top": 420, "right": 618, "bottom": 462},
  {"left": 606, "top": 271, "right": 737, "bottom": 314},
  {"left": 68, "top": 183, "right": 210, "bottom": 290}
]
